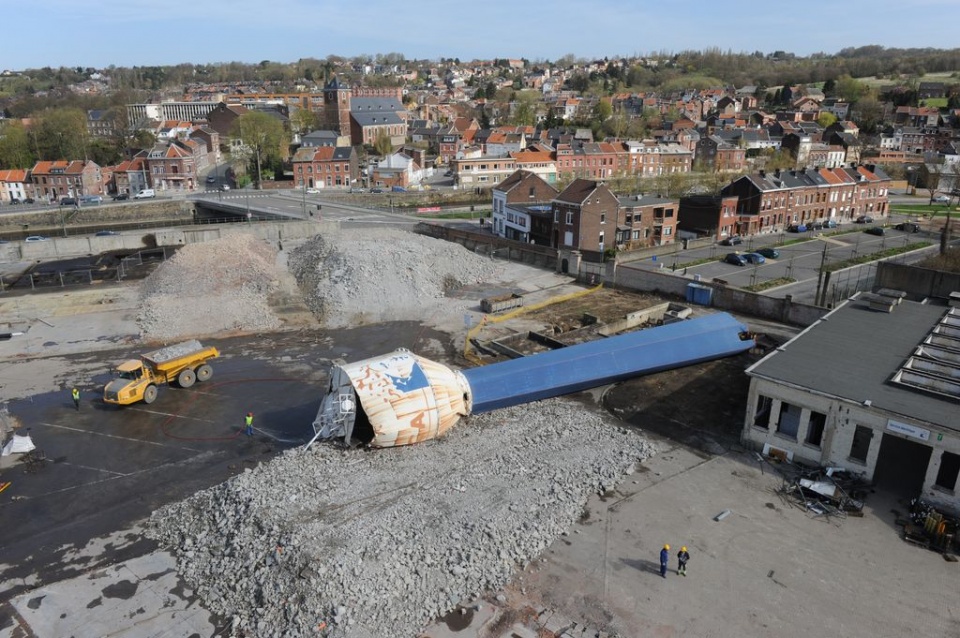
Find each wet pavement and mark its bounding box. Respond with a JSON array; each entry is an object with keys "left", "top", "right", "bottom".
[{"left": 0, "top": 323, "right": 436, "bottom": 604}]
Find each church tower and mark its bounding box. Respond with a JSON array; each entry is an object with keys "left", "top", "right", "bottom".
[{"left": 323, "top": 76, "right": 352, "bottom": 135}]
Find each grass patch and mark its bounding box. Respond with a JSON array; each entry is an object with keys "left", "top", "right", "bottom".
[
  {"left": 744, "top": 277, "right": 796, "bottom": 292},
  {"left": 890, "top": 204, "right": 957, "bottom": 218},
  {"left": 824, "top": 241, "right": 932, "bottom": 272}
]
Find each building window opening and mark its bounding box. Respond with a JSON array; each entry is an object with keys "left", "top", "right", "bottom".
[
  {"left": 849, "top": 425, "right": 873, "bottom": 463},
  {"left": 935, "top": 451, "right": 960, "bottom": 492},
  {"left": 806, "top": 411, "right": 826, "bottom": 447},
  {"left": 753, "top": 395, "right": 772, "bottom": 428},
  {"left": 776, "top": 402, "right": 801, "bottom": 440}
]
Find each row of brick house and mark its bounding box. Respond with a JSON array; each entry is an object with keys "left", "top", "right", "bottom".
[
  {"left": 492, "top": 170, "right": 680, "bottom": 256},
  {"left": 0, "top": 127, "right": 221, "bottom": 203},
  {"left": 490, "top": 164, "right": 891, "bottom": 258}
]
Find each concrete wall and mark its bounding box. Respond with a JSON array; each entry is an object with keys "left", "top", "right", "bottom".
[
  {"left": 876, "top": 261, "right": 960, "bottom": 301},
  {"left": 415, "top": 222, "right": 558, "bottom": 269},
  {"left": 0, "top": 201, "right": 193, "bottom": 232},
  {"left": 743, "top": 376, "right": 960, "bottom": 512},
  {"left": 616, "top": 235, "right": 717, "bottom": 264},
  {"left": 4, "top": 219, "right": 332, "bottom": 264}
]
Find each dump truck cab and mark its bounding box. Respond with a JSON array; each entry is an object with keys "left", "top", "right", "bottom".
[{"left": 104, "top": 359, "right": 157, "bottom": 404}]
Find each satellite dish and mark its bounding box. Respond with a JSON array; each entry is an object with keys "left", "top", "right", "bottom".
[{"left": 340, "top": 398, "right": 355, "bottom": 414}]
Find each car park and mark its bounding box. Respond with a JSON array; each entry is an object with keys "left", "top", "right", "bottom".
[
  {"left": 895, "top": 222, "right": 921, "bottom": 233},
  {"left": 742, "top": 252, "right": 766, "bottom": 264},
  {"left": 756, "top": 247, "right": 780, "bottom": 259},
  {"left": 855, "top": 215, "right": 874, "bottom": 224},
  {"left": 720, "top": 236, "right": 742, "bottom": 246},
  {"left": 724, "top": 252, "right": 747, "bottom": 266},
  {"left": 865, "top": 226, "right": 885, "bottom": 236},
  {"left": 25, "top": 235, "right": 50, "bottom": 242}
]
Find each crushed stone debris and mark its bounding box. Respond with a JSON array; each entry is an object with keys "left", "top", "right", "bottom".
[
  {"left": 287, "top": 228, "right": 505, "bottom": 328},
  {"left": 147, "top": 398, "right": 656, "bottom": 638},
  {"left": 138, "top": 234, "right": 283, "bottom": 340}
]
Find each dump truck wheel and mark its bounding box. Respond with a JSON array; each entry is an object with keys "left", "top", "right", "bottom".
[
  {"left": 196, "top": 364, "right": 213, "bottom": 382},
  {"left": 143, "top": 385, "right": 158, "bottom": 404},
  {"left": 178, "top": 368, "right": 197, "bottom": 388}
]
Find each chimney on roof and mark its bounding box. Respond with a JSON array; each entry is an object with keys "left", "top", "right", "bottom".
[{"left": 759, "top": 169, "right": 765, "bottom": 178}]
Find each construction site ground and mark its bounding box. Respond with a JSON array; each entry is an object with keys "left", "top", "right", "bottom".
[{"left": 1, "top": 251, "right": 957, "bottom": 637}]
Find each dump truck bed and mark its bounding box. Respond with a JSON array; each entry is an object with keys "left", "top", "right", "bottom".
[{"left": 142, "top": 340, "right": 217, "bottom": 372}]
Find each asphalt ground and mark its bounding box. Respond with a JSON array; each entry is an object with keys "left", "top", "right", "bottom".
[{"left": 0, "top": 323, "right": 436, "bottom": 602}]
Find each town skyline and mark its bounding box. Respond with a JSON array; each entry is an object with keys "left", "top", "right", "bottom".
[{"left": 6, "top": 0, "right": 960, "bottom": 70}]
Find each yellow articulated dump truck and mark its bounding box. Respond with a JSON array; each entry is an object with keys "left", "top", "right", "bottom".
[{"left": 103, "top": 340, "right": 220, "bottom": 405}]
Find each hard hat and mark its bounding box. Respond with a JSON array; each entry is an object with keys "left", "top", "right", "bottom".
[
  {"left": 664, "top": 544, "right": 670, "bottom": 550},
  {"left": 681, "top": 546, "right": 687, "bottom": 552}
]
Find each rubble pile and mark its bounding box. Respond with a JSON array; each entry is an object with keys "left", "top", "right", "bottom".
[
  {"left": 287, "top": 228, "right": 503, "bottom": 328},
  {"left": 138, "top": 234, "right": 284, "bottom": 340},
  {"left": 147, "top": 398, "right": 657, "bottom": 638}
]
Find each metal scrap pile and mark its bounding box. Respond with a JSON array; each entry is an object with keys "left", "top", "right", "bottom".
[
  {"left": 899, "top": 498, "right": 960, "bottom": 555},
  {"left": 774, "top": 462, "right": 869, "bottom": 522}
]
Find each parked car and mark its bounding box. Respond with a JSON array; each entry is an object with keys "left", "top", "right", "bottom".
[
  {"left": 443, "top": 170, "right": 453, "bottom": 177},
  {"left": 9, "top": 198, "right": 22, "bottom": 205},
  {"left": 822, "top": 219, "right": 838, "bottom": 229},
  {"left": 720, "top": 235, "right": 742, "bottom": 246},
  {"left": 219, "top": 184, "right": 230, "bottom": 191},
  {"left": 756, "top": 247, "right": 780, "bottom": 259},
  {"left": 348, "top": 187, "right": 366, "bottom": 194},
  {"left": 60, "top": 197, "right": 77, "bottom": 206},
  {"left": 133, "top": 189, "right": 156, "bottom": 199},
  {"left": 205, "top": 175, "right": 217, "bottom": 184},
  {"left": 95, "top": 230, "right": 119, "bottom": 236},
  {"left": 742, "top": 252, "right": 766, "bottom": 264},
  {"left": 305, "top": 187, "right": 321, "bottom": 194},
  {"left": 933, "top": 194, "right": 951, "bottom": 204},
  {"left": 864, "top": 226, "right": 885, "bottom": 236},
  {"left": 895, "top": 222, "right": 921, "bottom": 233},
  {"left": 370, "top": 188, "right": 384, "bottom": 194},
  {"left": 391, "top": 186, "right": 407, "bottom": 192},
  {"left": 112, "top": 193, "right": 129, "bottom": 201},
  {"left": 80, "top": 195, "right": 103, "bottom": 205},
  {"left": 24, "top": 235, "right": 50, "bottom": 242},
  {"left": 724, "top": 252, "right": 747, "bottom": 266},
  {"left": 786, "top": 224, "right": 807, "bottom": 233},
  {"left": 855, "top": 215, "right": 874, "bottom": 224}
]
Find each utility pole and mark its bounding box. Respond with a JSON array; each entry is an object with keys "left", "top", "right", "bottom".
[{"left": 813, "top": 243, "right": 828, "bottom": 307}]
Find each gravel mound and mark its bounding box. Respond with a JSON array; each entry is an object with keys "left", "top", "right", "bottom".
[
  {"left": 147, "top": 398, "right": 656, "bottom": 638},
  {"left": 138, "top": 234, "right": 284, "bottom": 340},
  {"left": 287, "top": 228, "right": 504, "bottom": 328}
]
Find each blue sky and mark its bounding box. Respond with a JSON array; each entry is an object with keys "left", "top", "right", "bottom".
[{"left": 5, "top": 0, "right": 960, "bottom": 70}]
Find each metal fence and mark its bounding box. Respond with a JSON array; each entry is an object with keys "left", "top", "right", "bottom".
[{"left": 0, "top": 247, "right": 174, "bottom": 294}]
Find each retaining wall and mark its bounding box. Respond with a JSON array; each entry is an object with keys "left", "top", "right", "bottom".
[{"left": 875, "top": 261, "right": 960, "bottom": 301}]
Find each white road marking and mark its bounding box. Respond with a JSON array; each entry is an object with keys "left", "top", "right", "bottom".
[{"left": 36, "top": 422, "right": 200, "bottom": 451}]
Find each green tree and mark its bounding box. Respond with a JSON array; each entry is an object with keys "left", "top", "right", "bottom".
[
  {"left": 373, "top": 128, "right": 393, "bottom": 156},
  {"left": 510, "top": 93, "right": 538, "bottom": 126},
  {"left": 290, "top": 107, "right": 319, "bottom": 135},
  {"left": 835, "top": 75, "right": 865, "bottom": 103},
  {"left": 34, "top": 108, "right": 89, "bottom": 160},
  {"left": 817, "top": 112, "right": 838, "bottom": 128},
  {"left": 0, "top": 120, "right": 35, "bottom": 169},
  {"left": 231, "top": 111, "right": 288, "bottom": 188}
]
